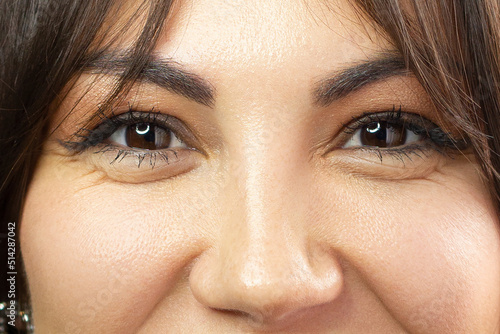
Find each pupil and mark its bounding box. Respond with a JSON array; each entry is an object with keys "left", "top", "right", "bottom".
[
  {"left": 126, "top": 123, "right": 156, "bottom": 150},
  {"left": 136, "top": 123, "right": 150, "bottom": 135},
  {"left": 361, "top": 122, "right": 406, "bottom": 148},
  {"left": 125, "top": 123, "right": 172, "bottom": 150},
  {"left": 136, "top": 124, "right": 155, "bottom": 143}
]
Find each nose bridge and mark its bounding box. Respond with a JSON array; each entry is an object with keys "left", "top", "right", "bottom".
[
  {"left": 226, "top": 111, "right": 310, "bottom": 265},
  {"left": 221, "top": 128, "right": 313, "bottom": 295},
  {"left": 229, "top": 105, "right": 310, "bottom": 224}
]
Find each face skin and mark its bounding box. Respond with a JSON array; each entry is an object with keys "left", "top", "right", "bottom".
[{"left": 20, "top": 0, "right": 500, "bottom": 333}]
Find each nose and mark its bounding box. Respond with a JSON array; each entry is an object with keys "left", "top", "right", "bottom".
[{"left": 189, "top": 161, "right": 344, "bottom": 327}]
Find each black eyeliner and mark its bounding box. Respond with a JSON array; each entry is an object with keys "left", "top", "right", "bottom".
[
  {"left": 343, "top": 106, "right": 468, "bottom": 151},
  {"left": 60, "top": 106, "right": 204, "bottom": 169},
  {"left": 62, "top": 107, "right": 200, "bottom": 154}
]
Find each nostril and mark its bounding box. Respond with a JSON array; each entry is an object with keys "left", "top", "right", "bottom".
[
  {"left": 213, "top": 308, "right": 249, "bottom": 318},
  {"left": 213, "top": 300, "right": 335, "bottom": 329},
  {"left": 212, "top": 307, "right": 268, "bottom": 325},
  {"left": 212, "top": 305, "right": 288, "bottom": 326}
]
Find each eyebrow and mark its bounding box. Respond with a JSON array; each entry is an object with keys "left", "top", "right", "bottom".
[
  {"left": 82, "top": 53, "right": 215, "bottom": 107},
  {"left": 82, "top": 52, "right": 407, "bottom": 109},
  {"left": 313, "top": 54, "right": 410, "bottom": 107}
]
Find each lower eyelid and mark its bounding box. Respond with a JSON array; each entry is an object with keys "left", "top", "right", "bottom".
[
  {"left": 321, "top": 145, "right": 445, "bottom": 180},
  {"left": 84, "top": 146, "right": 201, "bottom": 183}
]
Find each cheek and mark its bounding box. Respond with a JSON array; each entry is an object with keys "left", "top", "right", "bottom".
[
  {"left": 20, "top": 157, "right": 216, "bottom": 333},
  {"left": 377, "top": 204, "right": 500, "bottom": 332},
  {"left": 314, "top": 172, "right": 500, "bottom": 333},
  {"left": 20, "top": 153, "right": 500, "bottom": 333}
]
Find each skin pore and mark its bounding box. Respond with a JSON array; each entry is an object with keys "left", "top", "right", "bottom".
[{"left": 20, "top": 0, "right": 500, "bottom": 333}]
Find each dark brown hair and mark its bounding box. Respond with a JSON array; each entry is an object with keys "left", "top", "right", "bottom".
[
  {"left": 355, "top": 0, "right": 500, "bottom": 205},
  {"left": 1, "top": 0, "right": 499, "bottom": 320},
  {"left": 0, "top": 0, "right": 173, "bottom": 314}
]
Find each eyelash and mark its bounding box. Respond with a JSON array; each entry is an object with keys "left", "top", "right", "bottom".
[
  {"left": 337, "top": 106, "right": 468, "bottom": 162},
  {"left": 62, "top": 108, "right": 194, "bottom": 168},
  {"left": 63, "top": 105, "right": 468, "bottom": 169}
]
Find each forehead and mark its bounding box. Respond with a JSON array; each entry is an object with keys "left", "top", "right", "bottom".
[{"left": 152, "top": 0, "right": 392, "bottom": 69}]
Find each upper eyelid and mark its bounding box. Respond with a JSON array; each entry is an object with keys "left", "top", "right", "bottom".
[
  {"left": 63, "top": 110, "right": 202, "bottom": 153},
  {"left": 63, "top": 106, "right": 467, "bottom": 157},
  {"left": 323, "top": 110, "right": 468, "bottom": 154},
  {"left": 342, "top": 110, "right": 435, "bottom": 134}
]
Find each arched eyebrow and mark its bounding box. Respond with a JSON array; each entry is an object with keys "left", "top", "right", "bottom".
[
  {"left": 81, "top": 53, "right": 215, "bottom": 107},
  {"left": 313, "top": 54, "right": 409, "bottom": 107}
]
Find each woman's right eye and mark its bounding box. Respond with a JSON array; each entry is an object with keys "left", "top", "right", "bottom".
[
  {"left": 60, "top": 110, "right": 206, "bottom": 181},
  {"left": 64, "top": 110, "right": 198, "bottom": 154},
  {"left": 107, "top": 123, "right": 187, "bottom": 151},
  {"left": 62, "top": 109, "right": 205, "bottom": 176}
]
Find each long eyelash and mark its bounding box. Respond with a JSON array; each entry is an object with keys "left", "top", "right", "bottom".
[
  {"left": 93, "top": 144, "right": 179, "bottom": 169},
  {"left": 364, "top": 144, "right": 433, "bottom": 166},
  {"left": 61, "top": 105, "right": 164, "bottom": 152},
  {"left": 342, "top": 105, "right": 403, "bottom": 134},
  {"left": 343, "top": 105, "right": 469, "bottom": 151},
  {"left": 61, "top": 105, "right": 185, "bottom": 169}
]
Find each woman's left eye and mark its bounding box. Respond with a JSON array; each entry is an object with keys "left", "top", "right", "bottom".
[
  {"left": 107, "top": 123, "right": 187, "bottom": 150},
  {"left": 342, "top": 121, "right": 422, "bottom": 149},
  {"left": 336, "top": 110, "right": 466, "bottom": 154}
]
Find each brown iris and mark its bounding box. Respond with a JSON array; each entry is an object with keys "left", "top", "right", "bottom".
[
  {"left": 360, "top": 122, "right": 406, "bottom": 148},
  {"left": 125, "top": 123, "right": 171, "bottom": 150}
]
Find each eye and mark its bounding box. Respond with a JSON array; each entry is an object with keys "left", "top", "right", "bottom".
[
  {"left": 343, "top": 121, "right": 422, "bottom": 149},
  {"left": 63, "top": 110, "right": 199, "bottom": 154},
  {"left": 63, "top": 110, "right": 204, "bottom": 179},
  {"left": 107, "top": 123, "right": 187, "bottom": 150}
]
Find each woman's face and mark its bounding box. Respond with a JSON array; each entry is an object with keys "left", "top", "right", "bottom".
[{"left": 20, "top": 0, "right": 500, "bottom": 333}]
